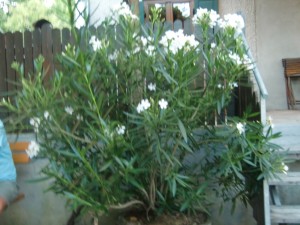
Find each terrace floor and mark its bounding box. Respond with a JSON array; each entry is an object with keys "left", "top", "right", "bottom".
[{"left": 267, "top": 110, "right": 300, "bottom": 157}]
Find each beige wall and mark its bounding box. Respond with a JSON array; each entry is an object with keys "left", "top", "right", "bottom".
[{"left": 256, "top": 0, "right": 300, "bottom": 110}]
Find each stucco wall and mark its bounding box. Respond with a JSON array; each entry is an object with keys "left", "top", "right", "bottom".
[{"left": 256, "top": 0, "right": 300, "bottom": 110}]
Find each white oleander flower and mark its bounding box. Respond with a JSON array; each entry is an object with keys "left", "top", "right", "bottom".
[
  {"left": 137, "top": 99, "right": 151, "bottom": 113},
  {"left": 266, "top": 116, "right": 274, "bottom": 128},
  {"left": 282, "top": 162, "right": 289, "bottom": 174},
  {"left": 229, "top": 52, "right": 242, "bottom": 65},
  {"left": 110, "top": 2, "right": 138, "bottom": 25},
  {"left": 160, "top": 30, "right": 199, "bottom": 55},
  {"left": 229, "top": 82, "right": 238, "bottom": 89},
  {"left": 44, "top": 111, "right": 50, "bottom": 120},
  {"left": 108, "top": 50, "right": 119, "bottom": 61},
  {"left": 236, "top": 122, "right": 245, "bottom": 134},
  {"left": 158, "top": 99, "right": 168, "bottom": 109},
  {"left": 222, "top": 13, "right": 245, "bottom": 33},
  {"left": 29, "top": 117, "right": 40, "bottom": 133},
  {"left": 208, "top": 9, "right": 220, "bottom": 27},
  {"left": 65, "top": 106, "right": 74, "bottom": 115},
  {"left": 243, "top": 54, "right": 254, "bottom": 70},
  {"left": 145, "top": 45, "right": 155, "bottom": 56},
  {"left": 89, "top": 36, "right": 102, "bottom": 51},
  {"left": 26, "top": 141, "right": 40, "bottom": 158},
  {"left": 193, "top": 8, "right": 219, "bottom": 28},
  {"left": 147, "top": 83, "right": 156, "bottom": 91},
  {"left": 76, "top": 114, "right": 83, "bottom": 121},
  {"left": 211, "top": 42, "right": 216, "bottom": 49},
  {"left": 217, "top": 84, "right": 223, "bottom": 89},
  {"left": 116, "top": 125, "right": 126, "bottom": 135},
  {"left": 141, "top": 36, "right": 148, "bottom": 46},
  {"left": 192, "top": 8, "right": 208, "bottom": 23}
]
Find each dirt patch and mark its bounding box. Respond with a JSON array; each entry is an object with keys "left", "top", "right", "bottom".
[
  {"left": 75, "top": 209, "right": 210, "bottom": 225},
  {"left": 119, "top": 211, "right": 209, "bottom": 225}
]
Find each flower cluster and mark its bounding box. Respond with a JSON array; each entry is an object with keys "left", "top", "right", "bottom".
[
  {"left": 236, "top": 122, "right": 245, "bottom": 135},
  {"left": 30, "top": 117, "right": 40, "bottom": 133},
  {"left": 193, "top": 8, "right": 244, "bottom": 33},
  {"left": 159, "top": 30, "right": 199, "bottom": 55},
  {"left": 65, "top": 106, "right": 74, "bottom": 115},
  {"left": 147, "top": 83, "right": 156, "bottom": 91},
  {"left": 158, "top": 99, "right": 168, "bottom": 109},
  {"left": 89, "top": 36, "right": 103, "bottom": 51},
  {"left": 110, "top": 2, "right": 138, "bottom": 25},
  {"left": 193, "top": 8, "right": 219, "bottom": 28},
  {"left": 136, "top": 99, "right": 151, "bottom": 113},
  {"left": 116, "top": 125, "right": 126, "bottom": 135},
  {"left": 26, "top": 140, "right": 40, "bottom": 158},
  {"left": 221, "top": 13, "right": 245, "bottom": 32}
]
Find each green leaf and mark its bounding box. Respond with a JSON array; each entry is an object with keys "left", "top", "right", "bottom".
[
  {"left": 63, "top": 191, "right": 92, "bottom": 207},
  {"left": 56, "top": 150, "right": 78, "bottom": 158},
  {"left": 171, "top": 178, "right": 177, "bottom": 197},
  {"left": 178, "top": 140, "right": 193, "bottom": 153},
  {"left": 178, "top": 119, "right": 188, "bottom": 143},
  {"left": 156, "top": 64, "right": 178, "bottom": 85},
  {"left": 99, "top": 161, "right": 112, "bottom": 172}
]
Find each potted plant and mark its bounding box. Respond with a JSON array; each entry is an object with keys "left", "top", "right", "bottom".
[{"left": 0, "top": 2, "right": 286, "bottom": 225}]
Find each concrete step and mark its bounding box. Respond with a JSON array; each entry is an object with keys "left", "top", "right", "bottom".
[
  {"left": 264, "top": 172, "right": 300, "bottom": 225},
  {"left": 268, "top": 172, "right": 300, "bottom": 185},
  {"left": 271, "top": 205, "right": 300, "bottom": 223}
]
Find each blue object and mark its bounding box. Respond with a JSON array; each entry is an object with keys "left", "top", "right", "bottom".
[{"left": 0, "top": 120, "right": 16, "bottom": 181}]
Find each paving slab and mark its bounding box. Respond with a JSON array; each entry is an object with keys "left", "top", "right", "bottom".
[{"left": 267, "top": 110, "right": 300, "bottom": 154}]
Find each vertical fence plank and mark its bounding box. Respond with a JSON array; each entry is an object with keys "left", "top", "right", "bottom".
[
  {"left": 0, "top": 33, "right": 7, "bottom": 95},
  {"left": 24, "top": 30, "right": 33, "bottom": 78},
  {"left": 41, "top": 24, "right": 54, "bottom": 83},
  {"left": 52, "top": 28, "right": 62, "bottom": 72},
  {"left": 14, "top": 32, "right": 23, "bottom": 91},
  {"left": 33, "top": 29, "right": 42, "bottom": 72},
  {"left": 163, "top": 21, "right": 173, "bottom": 33},
  {"left": 174, "top": 19, "right": 183, "bottom": 31},
  {"left": 14, "top": 32, "right": 23, "bottom": 64},
  {"left": 183, "top": 18, "right": 193, "bottom": 35},
  {"left": 5, "top": 32, "right": 16, "bottom": 96},
  {"left": 62, "top": 28, "right": 71, "bottom": 52},
  {"left": 0, "top": 33, "right": 8, "bottom": 118}
]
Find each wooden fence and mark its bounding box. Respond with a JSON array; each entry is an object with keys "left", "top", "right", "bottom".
[{"left": 0, "top": 24, "right": 73, "bottom": 97}]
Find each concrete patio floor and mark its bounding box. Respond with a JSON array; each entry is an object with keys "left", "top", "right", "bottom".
[{"left": 267, "top": 110, "right": 300, "bottom": 156}]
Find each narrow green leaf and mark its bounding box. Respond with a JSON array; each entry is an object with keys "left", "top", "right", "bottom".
[{"left": 178, "top": 119, "right": 188, "bottom": 143}]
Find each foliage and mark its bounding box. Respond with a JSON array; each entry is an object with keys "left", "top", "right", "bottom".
[
  {"left": 0, "top": 2, "right": 286, "bottom": 219},
  {"left": 0, "top": 0, "right": 69, "bottom": 32}
]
